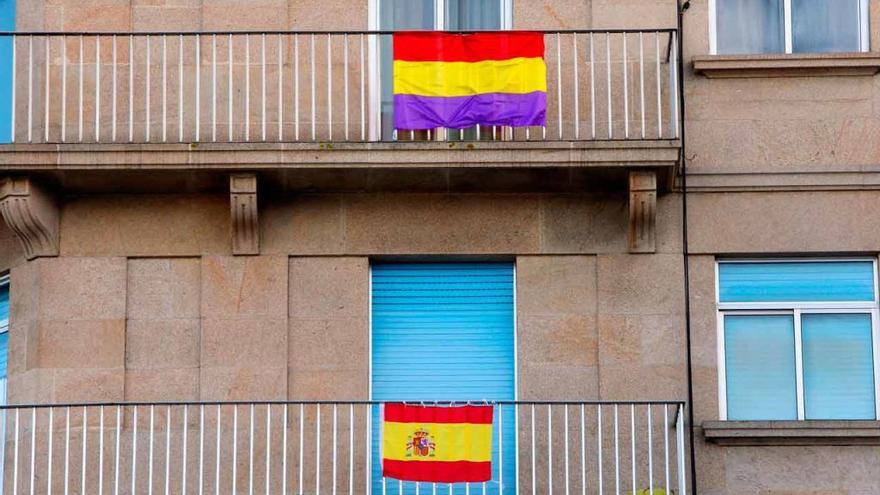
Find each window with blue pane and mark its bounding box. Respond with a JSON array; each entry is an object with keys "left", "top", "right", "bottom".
[
  {"left": 0, "top": 0, "right": 15, "bottom": 143},
  {"left": 718, "top": 260, "right": 879, "bottom": 421},
  {"left": 712, "top": 0, "right": 868, "bottom": 55},
  {"left": 0, "top": 274, "right": 9, "bottom": 394}
]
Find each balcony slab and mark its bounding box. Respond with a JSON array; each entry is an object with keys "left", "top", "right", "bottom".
[
  {"left": 0, "top": 140, "right": 680, "bottom": 193},
  {"left": 0, "top": 140, "right": 680, "bottom": 169}
]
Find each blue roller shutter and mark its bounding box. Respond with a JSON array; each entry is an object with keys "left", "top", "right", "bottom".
[
  {"left": 0, "top": 0, "right": 14, "bottom": 143},
  {"left": 371, "top": 262, "right": 516, "bottom": 495}
]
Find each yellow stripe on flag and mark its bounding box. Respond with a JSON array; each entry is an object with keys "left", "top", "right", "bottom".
[
  {"left": 382, "top": 422, "right": 492, "bottom": 463},
  {"left": 393, "top": 57, "right": 547, "bottom": 97}
]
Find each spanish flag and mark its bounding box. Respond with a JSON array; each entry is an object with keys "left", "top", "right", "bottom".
[
  {"left": 393, "top": 32, "right": 547, "bottom": 130},
  {"left": 382, "top": 403, "right": 493, "bottom": 483}
]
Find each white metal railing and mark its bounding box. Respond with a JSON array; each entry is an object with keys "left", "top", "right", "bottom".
[
  {"left": 0, "top": 401, "right": 687, "bottom": 495},
  {"left": 1, "top": 30, "right": 680, "bottom": 144}
]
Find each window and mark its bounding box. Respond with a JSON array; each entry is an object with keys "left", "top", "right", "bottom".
[
  {"left": 0, "top": 0, "right": 15, "bottom": 143},
  {"left": 370, "top": 0, "right": 512, "bottom": 140},
  {"left": 710, "top": 0, "right": 869, "bottom": 55},
  {"left": 0, "top": 274, "right": 8, "bottom": 491},
  {"left": 370, "top": 263, "right": 516, "bottom": 495},
  {"left": 717, "top": 260, "right": 880, "bottom": 421},
  {"left": 0, "top": 273, "right": 8, "bottom": 394}
]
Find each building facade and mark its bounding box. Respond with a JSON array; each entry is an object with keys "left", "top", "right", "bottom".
[{"left": 0, "top": 0, "right": 879, "bottom": 494}]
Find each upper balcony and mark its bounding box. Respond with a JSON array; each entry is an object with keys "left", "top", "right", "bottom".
[{"left": 0, "top": 29, "right": 681, "bottom": 192}]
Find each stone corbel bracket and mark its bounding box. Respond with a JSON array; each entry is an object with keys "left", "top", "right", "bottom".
[
  {"left": 0, "top": 177, "right": 60, "bottom": 260},
  {"left": 628, "top": 170, "right": 657, "bottom": 254},
  {"left": 230, "top": 174, "right": 259, "bottom": 255}
]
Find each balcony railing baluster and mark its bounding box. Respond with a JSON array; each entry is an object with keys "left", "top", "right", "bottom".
[{"left": 1, "top": 30, "right": 680, "bottom": 145}]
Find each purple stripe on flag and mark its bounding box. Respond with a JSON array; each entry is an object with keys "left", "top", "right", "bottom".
[{"left": 393, "top": 92, "right": 547, "bottom": 130}]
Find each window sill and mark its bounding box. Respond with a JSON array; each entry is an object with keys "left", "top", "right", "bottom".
[
  {"left": 703, "top": 420, "right": 880, "bottom": 446},
  {"left": 692, "top": 53, "right": 880, "bottom": 78}
]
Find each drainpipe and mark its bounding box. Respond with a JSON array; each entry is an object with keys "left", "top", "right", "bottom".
[{"left": 676, "top": 1, "right": 699, "bottom": 494}]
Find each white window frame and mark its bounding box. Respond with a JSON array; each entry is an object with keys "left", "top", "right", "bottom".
[
  {"left": 708, "top": 0, "right": 870, "bottom": 55},
  {"left": 715, "top": 258, "right": 880, "bottom": 421},
  {"left": 366, "top": 0, "right": 514, "bottom": 140}
]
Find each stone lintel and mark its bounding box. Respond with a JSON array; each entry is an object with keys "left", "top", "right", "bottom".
[
  {"left": 628, "top": 170, "right": 657, "bottom": 254},
  {"left": 0, "top": 177, "right": 60, "bottom": 259},
  {"left": 230, "top": 174, "right": 259, "bottom": 256}
]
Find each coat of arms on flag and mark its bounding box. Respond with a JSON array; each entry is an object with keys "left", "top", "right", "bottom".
[
  {"left": 382, "top": 403, "right": 494, "bottom": 483},
  {"left": 392, "top": 32, "right": 547, "bottom": 130}
]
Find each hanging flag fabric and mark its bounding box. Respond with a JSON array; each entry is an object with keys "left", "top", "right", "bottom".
[
  {"left": 392, "top": 32, "right": 547, "bottom": 130},
  {"left": 382, "top": 403, "right": 494, "bottom": 483}
]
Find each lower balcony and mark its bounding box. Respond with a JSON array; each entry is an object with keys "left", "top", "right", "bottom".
[{"left": 0, "top": 401, "right": 688, "bottom": 495}]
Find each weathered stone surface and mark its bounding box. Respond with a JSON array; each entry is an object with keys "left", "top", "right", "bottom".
[
  {"left": 289, "top": 257, "right": 367, "bottom": 319},
  {"left": 289, "top": 0, "right": 366, "bottom": 29},
  {"left": 132, "top": 6, "right": 202, "bottom": 31},
  {"left": 596, "top": 254, "right": 686, "bottom": 400},
  {"left": 202, "top": 0, "right": 289, "bottom": 30},
  {"left": 597, "top": 254, "right": 684, "bottom": 315},
  {"left": 591, "top": 0, "right": 675, "bottom": 28},
  {"left": 540, "top": 195, "right": 628, "bottom": 254},
  {"left": 201, "top": 318, "right": 288, "bottom": 368},
  {"left": 127, "top": 258, "right": 201, "bottom": 320},
  {"left": 200, "top": 366, "right": 287, "bottom": 400},
  {"left": 517, "top": 255, "right": 597, "bottom": 315},
  {"left": 53, "top": 367, "right": 125, "bottom": 403},
  {"left": 38, "top": 257, "right": 127, "bottom": 320},
  {"left": 289, "top": 369, "right": 368, "bottom": 400},
  {"left": 0, "top": 222, "right": 25, "bottom": 272},
  {"left": 126, "top": 319, "right": 200, "bottom": 369},
  {"left": 514, "top": 0, "right": 590, "bottom": 29},
  {"left": 723, "top": 445, "right": 880, "bottom": 493},
  {"left": 344, "top": 194, "right": 541, "bottom": 254},
  {"left": 61, "top": 195, "right": 229, "bottom": 257},
  {"left": 688, "top": 191, "right": 880, "bottom": 254},
  {"left": 262, "top": 195, "right": 344, "bottom": 255},
  {"left": 288, "top": 257, "right": 369, "bottom": 400},
  {"left": 289, "top": 318, "right": 368, "bottom": 370},
  {"left": 517, "top": 256, "right": 599, "bottom": 399},
  {"left": 201, "top": 255, "right": 287, "bottom": 319},
  {"left": 35, "top": 319, "right": 125, "bottom": 369},
  {"left": 125, "top": 367, "right": 200, "bottom": 401}
]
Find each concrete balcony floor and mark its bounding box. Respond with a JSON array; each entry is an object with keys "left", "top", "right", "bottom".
[{"left": 0, "top": 140, "right": 680, "bottom": 194}]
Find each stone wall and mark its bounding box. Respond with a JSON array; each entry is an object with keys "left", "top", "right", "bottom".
[
  {"left": 2, "top": 191, "right": 686, "bottom": 405},
  {"left": 16, "top": 1, "right": 678, "bottom": 32}
]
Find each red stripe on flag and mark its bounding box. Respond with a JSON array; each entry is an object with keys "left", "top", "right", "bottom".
[
  {"left": 393, "top": 32, "right": 544, "bottom": 62},
  {"left": 382, "top": 459, "right": 492, "bottom": 483},
  {"left": 384, "top": 404, "right": 494, "bottom": 424}
]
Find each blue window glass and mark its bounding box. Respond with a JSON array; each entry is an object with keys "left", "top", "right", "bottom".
[
  {"left": 719, "top": 261, "right": 875, "bottom": 303},
  {"left": 724, "top": 314, "right": 798, "bottom": 420},
  {"left": 716, "top": 0, "right": 784, "bottom": 55},
  {"left": 0, "top": 0, "right": 15, "bottom": 143},
  {"left": 802, "top": 313, "right": 876, "bottom": 419},
  {"left": 791, "top": 0, "right": 861, "bottom": 53}
]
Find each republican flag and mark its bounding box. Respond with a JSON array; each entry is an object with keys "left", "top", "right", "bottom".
[
  {"left": 382, "top": 403, "right": 494, "bottom": 483},
  {"left": 392, "top": 32, "right": 547, "bottom": 130}
]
